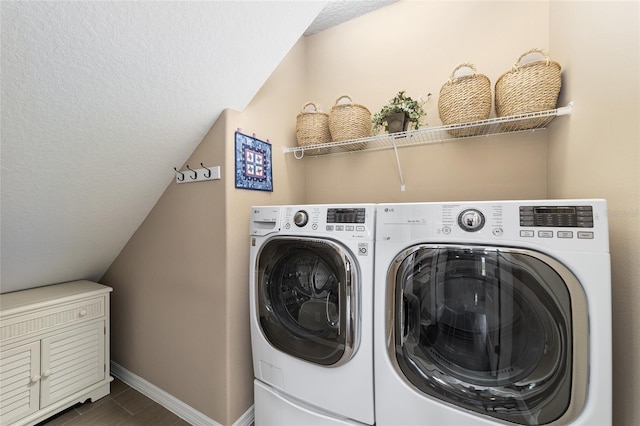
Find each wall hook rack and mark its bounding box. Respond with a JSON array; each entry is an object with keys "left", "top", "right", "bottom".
[{"left": 174, "top": 163, "right": 221, "bottom": 183}]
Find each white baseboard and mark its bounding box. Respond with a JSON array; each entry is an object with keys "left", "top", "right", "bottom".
[
  {"left": 234, "top": 405, "right": 255, "bottom": 426},
  {"left": 110, "top": 361, "right": 254, "bottom": 426}
]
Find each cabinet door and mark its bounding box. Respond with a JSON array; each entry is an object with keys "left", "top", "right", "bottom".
[
  {"left": 40, "top": 321, "right": 105, "bottom": 408},
  {"left": 0, "top": 341, "right": 41, "bottom": 426}
]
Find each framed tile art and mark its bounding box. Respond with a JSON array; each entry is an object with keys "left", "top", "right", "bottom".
[{"left": 234, "top": 131, "right": 273, "bottom": 191}]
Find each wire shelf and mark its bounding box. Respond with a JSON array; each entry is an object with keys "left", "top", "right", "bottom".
[{"left": 284, "top": 103, "right": 573, "bottom": 158}]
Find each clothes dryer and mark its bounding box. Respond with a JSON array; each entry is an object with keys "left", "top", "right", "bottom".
[
  {"left": 250, "top": 204, "right": 375, "bottom": 425},
  {"left": 374, "top": 200, "right": 611, "bottom": 425}
]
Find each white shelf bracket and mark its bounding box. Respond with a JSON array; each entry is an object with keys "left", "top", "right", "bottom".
[
  {"left": 556, "top": 102, "right": 573, "bottom": 116},
  {"left": 392, "top": 141, "right": 406, "bottom": 191}
]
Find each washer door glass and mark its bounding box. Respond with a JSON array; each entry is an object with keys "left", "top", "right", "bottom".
[
  {"left": 389, "top": 245, "right": 584, "bottom": 425},
  {"left": 257, "top": 237, "right": 358, "bottom": 366}
]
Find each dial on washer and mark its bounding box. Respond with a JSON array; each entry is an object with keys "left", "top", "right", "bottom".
[
  {"left": 458, "top": 209, "right": 485, "bottom": 232},
  {"left": 293, "top": 210, "right": 309, "bottom": 227}
]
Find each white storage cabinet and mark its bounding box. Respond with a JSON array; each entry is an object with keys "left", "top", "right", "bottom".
[{"left": 0, "top": 281, "right": 113, "bottom": 426}]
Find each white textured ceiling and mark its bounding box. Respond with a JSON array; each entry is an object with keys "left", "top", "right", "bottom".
[
  {"left": 0, "top": 1, "right": 394, "bottom": 293},
  {"left": 305, "top": 0, "right": 396, "bottom": 35}
]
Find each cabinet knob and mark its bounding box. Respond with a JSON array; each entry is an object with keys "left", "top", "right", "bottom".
[
  {"left": 30, "top": 375, "right": 41, "bottom": 383},
  {"left": 79, "top": 309, "right": 88, "bottom": 317},
  {"left": 42, "top": 369, "right": 51, "bottom": 377}
]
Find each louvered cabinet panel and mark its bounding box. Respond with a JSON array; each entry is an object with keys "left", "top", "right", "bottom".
[
  {"left": 0, "top": 342, "right": 40, "bottom": 426},
  {"left": 0, "top": 280, "right": 112, "bottom": 426},
  {"left": 40, "top": 321, "right": 105, "bottom": 408}
]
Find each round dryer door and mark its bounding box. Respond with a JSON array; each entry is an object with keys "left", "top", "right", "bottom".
[
  {"left": 387, "top": 245, "right": 588, "bottom": 425},
  {"left": 256, "top": 237, "right": 358, "bottom": 366}
]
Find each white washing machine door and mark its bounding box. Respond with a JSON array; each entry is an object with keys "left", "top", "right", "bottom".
[
  {"left": 256, "top": 236, "right": 359, "bottom": 367},
  {"left": 386, "top": 244, "right": 588, "bottom": 425}
]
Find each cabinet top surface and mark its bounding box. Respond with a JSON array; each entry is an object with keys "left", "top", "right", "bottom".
[{"left": 0, "top": 280, "right": 112, "bottom": 312}]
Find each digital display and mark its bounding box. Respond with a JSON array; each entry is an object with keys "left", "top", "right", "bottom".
[
  {"left": 327, "top": 208, "right": 366, "bottom": 224},
  {"left": 520, "top": 205, "right": 593, "bottom": 228},
  {"left": 534, "top": 207, "right": 576, "bottom": 215}
]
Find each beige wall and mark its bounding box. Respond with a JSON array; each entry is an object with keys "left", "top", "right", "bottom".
[
  {"left": 548, "top": 2, "right": 640, "bottom": 425},
  {"left": 101, "top": 109, "right": 229, "bottom": 420},
  {"left": 101, "top": 39, "right": 309, "bottom": 424},
  {"left": 102, "top": 1, "right": 640, "bottom": 425},
  {"left": 302, "top": 1, "right": 551, "bottom": 203}
]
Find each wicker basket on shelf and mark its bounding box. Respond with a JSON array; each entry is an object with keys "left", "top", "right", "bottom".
[
  {"left": 296, "top": 102, "right": 331, "bottom": 148},
  {"left": 328, "top": 95, "right": 372, "bottom": 143},
  {"left": 438, "top": 63, "right": 492, "bottom": 137},
  {"left": 495, "top": 48, "right": 562, "bottom": 130}
]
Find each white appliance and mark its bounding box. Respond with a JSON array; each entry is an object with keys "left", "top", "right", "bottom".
[
  {"left": 250, "top": 204, "right": 376, "bottom": 425},
  {"left": 374, "top": 200, "right": 611, "bottom": 425}
]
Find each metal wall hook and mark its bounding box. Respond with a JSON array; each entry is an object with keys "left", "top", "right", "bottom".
[
  {"left": 200, "top": 162, "right": 212, "bottom": 178},
  {"left": 174, "top": 167, "right": 185, "bottom": 181},
  {"left": 186, "top": 165, "right": 197, "bottom": 180}
]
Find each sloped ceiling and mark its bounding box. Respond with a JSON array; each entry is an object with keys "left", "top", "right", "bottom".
[{"left": 0, "top": 1, "right": 394, "bottom": 293}]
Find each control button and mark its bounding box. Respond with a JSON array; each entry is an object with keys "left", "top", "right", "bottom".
[
  {"left": 346, "top": 225, "right": 354, "bottom": 231},
  {"left": 538, "top": 231, "right": 553, "bottom": 238},
  {"left": 285, "top": 223, "right": 291, "bottom": 229},
  {"left": 492, "top": 228, "right": 504, "bottom": 236},
  {"left": 558, "top": 231, "right": 573, "bottom": 239},
  {"left": 293, "top": 210, "right": 308, "bottom": 227},
  {"left": 442, "top": 226, "right": 451, "bottom": 235},
  {"left": 458, "top": 209, "right": 485, "bottom": 232},
  {"left": 358, "top": 243, "right": 368, "bottom": 255},
  {"left": 326, "top": 225, "right": 334, "bottom": 231},
  {"left": 312, "top": 223, "right": 318, "bottom": 230},
  {"left": 520, "top": 230, "right": 535, "bottom": 237},
  {"left": 356, "top": 226, "right": 365, "bottom": 232},
  {"left": 578, "top": 231, "right": 594, "bottom": 239},
  {"left": 336, "top": 225, "right": 344, "bottom": 231}
]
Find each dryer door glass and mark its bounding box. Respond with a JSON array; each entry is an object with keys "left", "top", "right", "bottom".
[
  {"left": 256, "top": 237, "right": 358, "bottom": 366},
  {"left": 389, "top": 245, "right": 585, "bottom": 425}
]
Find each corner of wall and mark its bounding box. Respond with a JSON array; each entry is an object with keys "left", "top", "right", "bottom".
[{"left": 223, "top": 38, "right": 311, "bottom": 424}]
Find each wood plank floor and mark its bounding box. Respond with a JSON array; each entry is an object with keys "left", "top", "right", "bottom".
[{"left": 37, "top": 377, "right": 192, "bottom": 426}]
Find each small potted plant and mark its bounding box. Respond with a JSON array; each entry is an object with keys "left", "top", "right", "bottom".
[{"left": 372, "top": 90, "right": 432, "bottom": 134}]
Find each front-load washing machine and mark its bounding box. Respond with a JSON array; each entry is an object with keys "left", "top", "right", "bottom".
[
  {"left": 374, "top": 200, "right": 611, "bottom": 425},
  {"left": 250, "top": 204, "right": 375, "bottom": 425}
]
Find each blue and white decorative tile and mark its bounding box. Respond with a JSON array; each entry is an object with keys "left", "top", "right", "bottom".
[{"left": 235, "top": 131, "right": 273, "bottom": 192}]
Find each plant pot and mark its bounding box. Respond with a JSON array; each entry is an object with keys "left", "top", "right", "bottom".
[{"left": 385, "top": 112, "right": 409, "bottom": 133}]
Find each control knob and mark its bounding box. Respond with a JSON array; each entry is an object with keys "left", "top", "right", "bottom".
[
  {"left": 458, "top": 209, "right": 485, "bottom": 232},
  {"left": 293, "top": 210, "right": 309, "bottom": 227}
]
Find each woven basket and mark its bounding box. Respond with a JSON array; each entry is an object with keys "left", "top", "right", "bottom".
[
  {"left": 328, "top": 95, "right": 372, "bottom": 142},
  {"left": 495, "top": 48, "right": 562, "bottom": 130},
  {"left": 438, "top": 63, "right": 492, "bottom": 137},
  {"left": 296, "top": 102, "right": 331, "bottom": 147}
]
